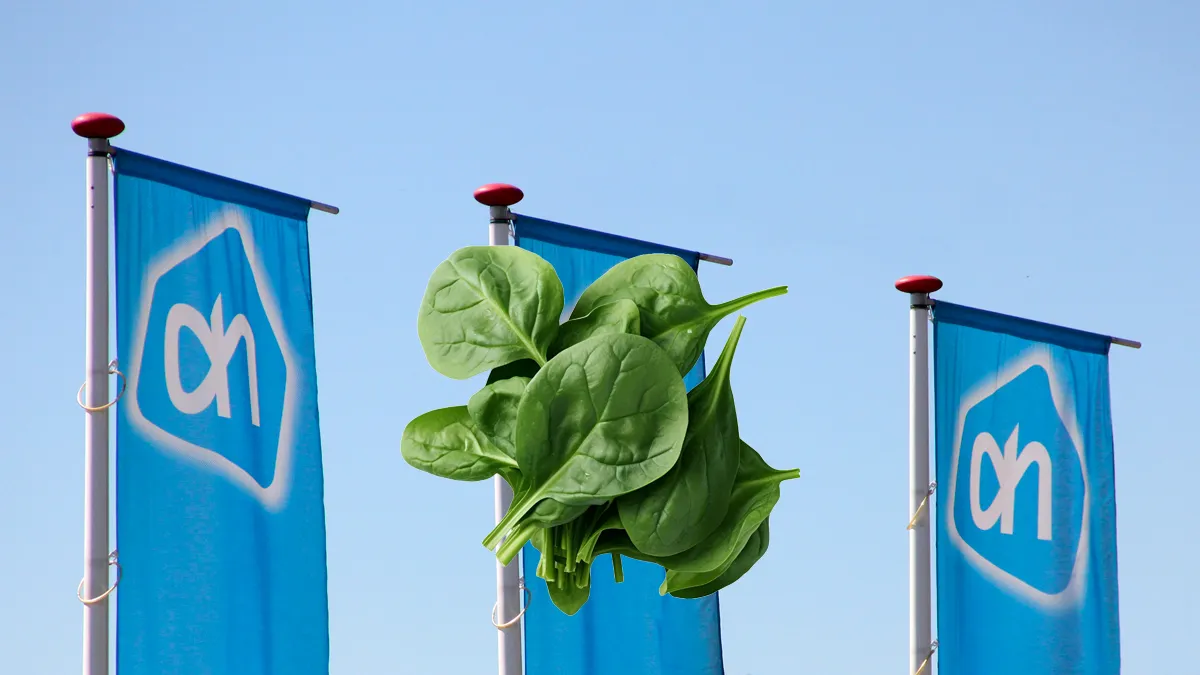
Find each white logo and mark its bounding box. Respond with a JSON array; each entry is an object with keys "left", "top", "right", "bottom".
[
  {"left": 124, "top": 208, "right": 300, "bottom": 512},
  {"left": 945, "top": 346, "right": 1090, "bottom": 610},
  {"left": 164, "top": 295, "right": 261, "bottom": 427},
  {"left": 969, "top": 424, "right": 1052, "bottom": 541}
]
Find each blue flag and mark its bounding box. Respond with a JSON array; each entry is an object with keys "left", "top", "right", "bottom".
[
  {"left": 933, "top": 301, "right": 1120, "bottom": 675},
  {"left": 113, "top": 150, "right": 329, "bottom": 675},
  {"left": 513, "top": 215, "right": 725, "bottom": 675}
]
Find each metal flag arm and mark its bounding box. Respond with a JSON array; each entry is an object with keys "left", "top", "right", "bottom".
[{"left": 698, "top": 252, "right": 734, "bottom": 266}]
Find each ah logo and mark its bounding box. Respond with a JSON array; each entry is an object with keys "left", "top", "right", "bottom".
[
  {"left": 124, "top": 208, "right": 300, "bottom": 512},
  {"left": 945, "top": 346, "right": 1089, "bottom": 610}
]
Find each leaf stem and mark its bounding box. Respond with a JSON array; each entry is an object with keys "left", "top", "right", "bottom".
[
  {"left": 707, "top": 315, "right": 746, "bottom": 383},
  {"left": 482, "top": 491, "right": 538, "bottom": 551},
  {"left": 496, "top": 520, "right": 540, "bottom": 566},
  {"left": 713, "top": 285, "right": 789, "bottom": 315},
  {"left": 541, "top": 530, "right": 556, "bottom": 583},
  {"left": 564, "top": 520, "right": 576, "bottom": 573}
]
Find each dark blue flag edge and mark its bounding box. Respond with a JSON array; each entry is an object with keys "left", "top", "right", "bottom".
[
  {"left": 112, "top": 148, "right": 312, "bottom": 221},
  {"left": 513, "top": 214, "right": 702, "bottom": 268},
  {"left": 932, "top": 300, "right": 1112, "bottom": 356}
]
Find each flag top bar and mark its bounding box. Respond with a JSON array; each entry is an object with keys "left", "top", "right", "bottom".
[
  {"left": 75, "top": 112, "right": 339, "bottom": 216},
  {"left": 112, "top": 147, "right": 341, "bottom": 217},
  {"left": 922, "top": 284, "right": 1141, "bottom": 351},
  {"left": 478, "top": 182, "right": 734, "bottom": 267}
]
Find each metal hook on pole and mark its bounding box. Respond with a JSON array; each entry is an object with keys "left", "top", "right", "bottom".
[
  {"left": 491, "top": 580, "right": 531, "bottom": 630},
  {"left": 77, "top": 360, "right": 125, "bottom": 413},
  {"left": 77, "top": 551, "right": 121, "bottom": 605},
  {"left": 906, "top": 482, "right": 937, "bottom": 531}
]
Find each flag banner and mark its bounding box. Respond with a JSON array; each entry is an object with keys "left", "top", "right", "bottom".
[
  {"left": 113, "top": 149, "right": 329, "bottom": 675},
  {"left": 933, "top": 301, "right": 1120, "bottom": 675},
  {"left": 513, "top": 215, "right": 725, "bottom": 675}
]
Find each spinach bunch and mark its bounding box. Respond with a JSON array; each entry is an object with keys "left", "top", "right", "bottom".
[{"left": 403, "top": 246, "right": 800, "bottom": 615}]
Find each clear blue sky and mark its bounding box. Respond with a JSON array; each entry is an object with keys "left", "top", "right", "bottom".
[{"left": 2, "top": 1, "right": 1197, "bottom": 673}]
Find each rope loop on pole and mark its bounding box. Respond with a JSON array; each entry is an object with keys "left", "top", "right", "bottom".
[
  {"left": 77, "top": 550, "right": 121, "bottom": 605},
  {"left": 77, "top": 359, "right": 125, "bottom": 413},
  {"left": 914, "top": 640, "right": 938, "bottom": 675},
  {"left": 491, "top": 580, "right": 531, "bottom": 630},
  {"left": 906, "top": 482, "right": 937, "bottom": 530}
]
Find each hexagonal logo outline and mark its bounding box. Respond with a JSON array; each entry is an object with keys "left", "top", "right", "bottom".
[
  {"left": 944, "top": 344, "right": 1090, "bottom": 611},
  {"left": 123, "top": 208, "right": 299, "bottom": 513}
]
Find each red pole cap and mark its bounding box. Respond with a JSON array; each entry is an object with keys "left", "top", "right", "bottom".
[
  {"left": 71, "top": 113, "right": 125, "bottom": 139},
  {"left": 895, "top": 275, "right": 943, "bottom": 294},
  {"left": 474, "top": 183, "right": 524, "bottom": 207}
]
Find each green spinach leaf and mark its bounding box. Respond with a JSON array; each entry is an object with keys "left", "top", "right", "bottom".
[
  {"left": 533, "top": 531, "right": 592, "bottom": 615},
  {"left": 657, "top": 440, "right": 797, "bottom": 595},
  {"left": 618, "top": 315, "right": 747, "bottom": 556},
  {"left": 467, "top": 376, "right": 530, "bottom": 460},
  {"left": 418, "top": 246, "right": 563, "bottom": 379},
  {"left": 495, "top": 498, "right": 591, "bottom": 565},
  {"left": 570, "top": 253, "right": 787, "bottom": 376},
  {"left": 575, "top": 504, "right": 623, "bottom": 564},
  {"left": 401, "top": 406, "right": 518, "bottom": 481},
  {"left": 668, "top": 518, "right": 770, "bottom": 599},
  {"left": 482, "top": 332, "right": 690, "bottom": 563},
  {"left": 550, "top": 298, "right": 640, "bottom": 356},
  {"left": 487, "top": 358, "right": 541, "bottom": 384}
]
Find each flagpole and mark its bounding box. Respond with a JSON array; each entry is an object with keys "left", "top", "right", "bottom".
[
  {"left": 476, "top": 182, "right": 526, "bottom": 675},
  {"left": 71, "top": 112, "right": 125, "bottom": 675},
  {"left": 896, "top": 274, "right": 942, "bottom": 675}
]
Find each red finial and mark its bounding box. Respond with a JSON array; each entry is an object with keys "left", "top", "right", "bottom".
[
  {"left": 71, "top": 113, "right": 125, "bottom": 139},
  {"left": 474, "top": 183, "right": 524, "bottom": 207},
  {"left": 895, "top": 275, "right": 943, "bottom": 294}
]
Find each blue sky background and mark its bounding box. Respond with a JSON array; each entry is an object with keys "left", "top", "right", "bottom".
[{"left": 2, "top": 1, "right": 1197, "bottom": 673}]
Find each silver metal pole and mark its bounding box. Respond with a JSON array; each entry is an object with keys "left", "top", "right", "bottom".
[
  {"left": 476, "top": 183, "right": 526, "bottom": 675},
  {"left": 72, "top": 112, "right": 125, "bottom": 675},
  {"left": 896, "top": 274, "right": 941, "bottom": 675}
]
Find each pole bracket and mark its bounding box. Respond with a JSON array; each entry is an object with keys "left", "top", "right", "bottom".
[
  {"left": 914, "top": 640, "right": 938, "bottom": 675},
  {"left": 906, "top": 482, "right": 937, "bottom": 530},
  {"left": 77, "top": 551, "right": 121, "bottom": 605},
  {"left": 77, "top": 359, "right": 125, "bottom": 413},
  {"left": 490, "top": 578, "right": 531, "bottom": 630}
]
